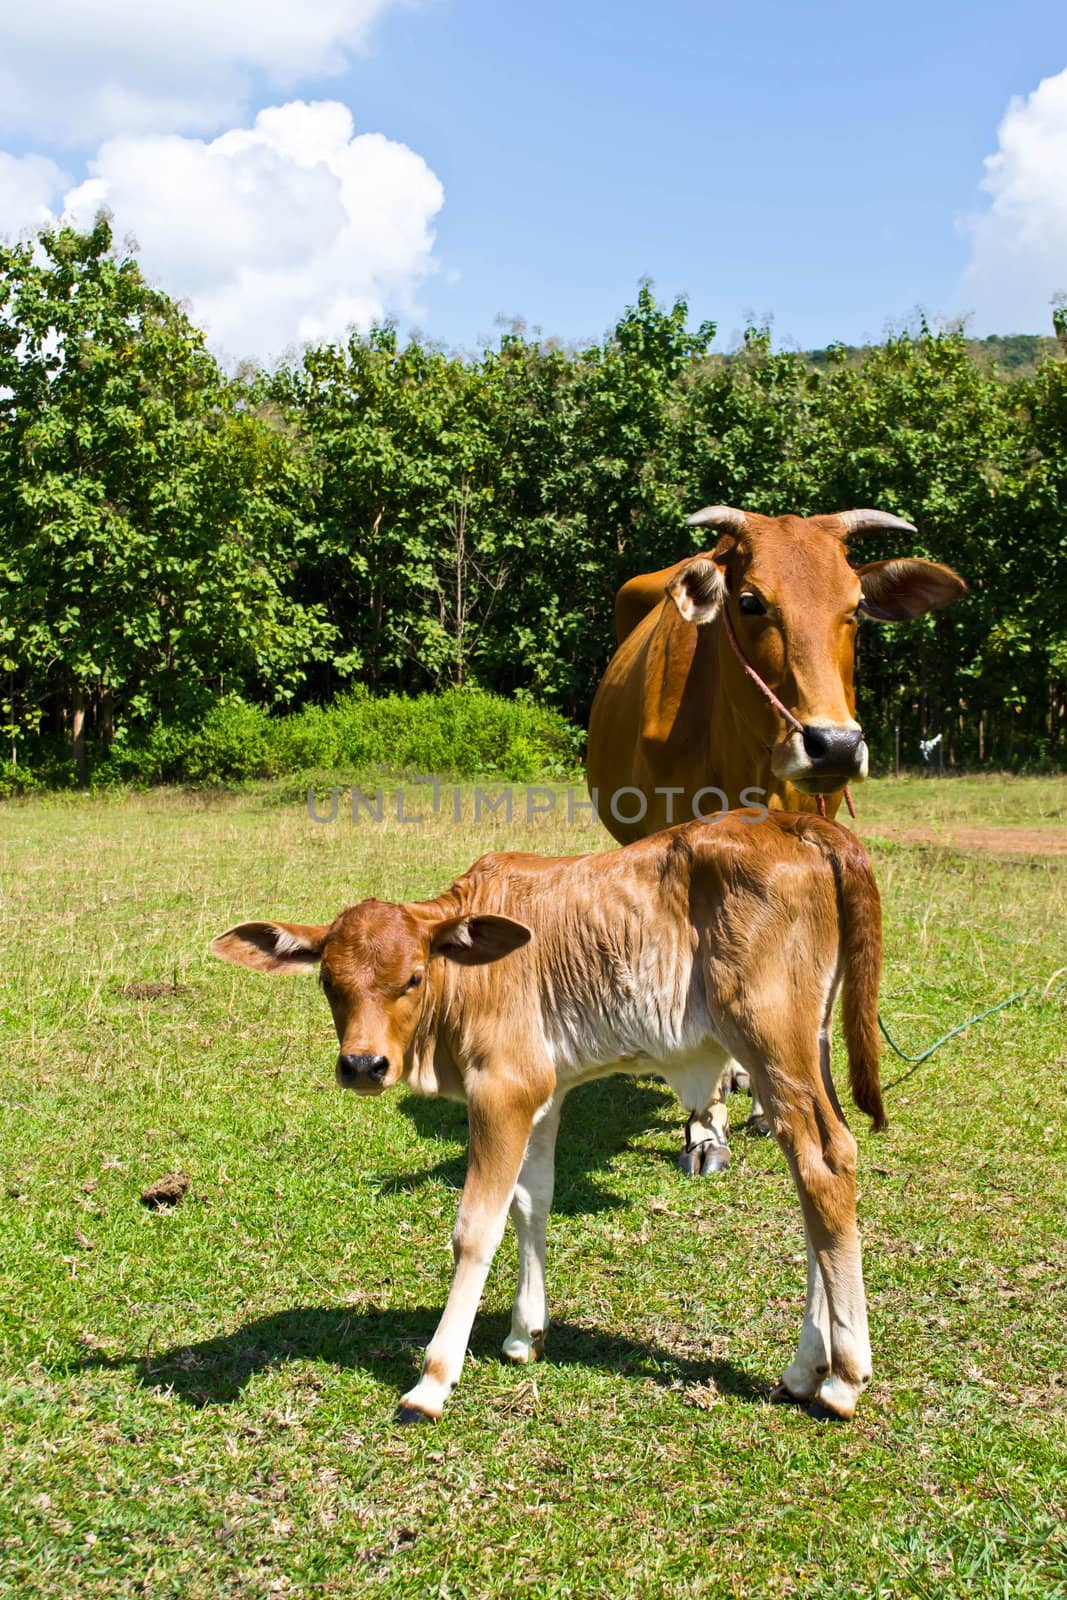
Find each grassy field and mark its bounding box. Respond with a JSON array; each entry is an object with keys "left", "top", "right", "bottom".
[{"left": 1, "top": 775, "right": 1065, "bottom": 1598}]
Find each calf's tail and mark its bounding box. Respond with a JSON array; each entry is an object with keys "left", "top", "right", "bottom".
[{"left": 836, "top": 839, "right": 887, "bottom": 1132}]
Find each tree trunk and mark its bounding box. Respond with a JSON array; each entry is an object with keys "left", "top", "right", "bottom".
[{"left": 72, "top": 689, "right": 88, "bottom": 785}]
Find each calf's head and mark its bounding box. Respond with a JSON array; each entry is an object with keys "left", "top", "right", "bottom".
[
  {"left": 211, "top": 901, "right": 530, "bottom": 1092},
  {"left": 670, "top": 506, "right": 967, "bottom": 795}
]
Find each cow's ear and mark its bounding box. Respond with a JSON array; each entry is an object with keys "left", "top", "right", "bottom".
[
  {"left": 667, "top": 555, "right": 727, "bottom": 625},
  {"left": 210, "top": 920, "right": 328, "bottom": 974},
  {"left": 857, "top": 558, "right": 967, "bottom": 622},
  {"left": 429, "top": 914, "right": 532, "bottom": 966}
]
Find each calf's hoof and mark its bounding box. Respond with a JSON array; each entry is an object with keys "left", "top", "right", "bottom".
[
  {"left": 810, "top": 1373, "right": 864, "bottom": 1422},
  {"left": 746, "top": 1113, "right": 772, "bottom": 1138},
  {"left": 396, "top": 1400, "right": 440, "bottom": 1425},
  {"left": 770, "top": 1380, "right": 814, "bottom": 1408},
  {"left": 502, "top": 1329, "right": 545, "bottom": 1365}
]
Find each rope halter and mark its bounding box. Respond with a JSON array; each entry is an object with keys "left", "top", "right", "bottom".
[{"left": 719, "top": 602, "right": 856, "bottom": 820}]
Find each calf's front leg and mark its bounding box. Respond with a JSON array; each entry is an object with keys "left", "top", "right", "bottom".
[
  {"left": 503, "top": 1097, "right": 562, "bottom": 1365},
  {"left": 398, "top": 1078, "right": 547, "bottom": 1423}
]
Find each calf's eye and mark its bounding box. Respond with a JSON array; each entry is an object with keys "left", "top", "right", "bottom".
[
  {"left": 406, "top": 973, "right": 423, "bottom": 992},
  {"left": 739, "top": 592, "right": 767, "bottom": 617}
]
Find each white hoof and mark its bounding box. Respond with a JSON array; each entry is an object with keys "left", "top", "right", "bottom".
[
  {"left": 502, "top": 1328, "right": 545, "bottom": 1365},
  {"left": 778, "top": 1357, "right": 824, "bottom": 1402},
  {"left": 396, "top": 1395, "right": 441, "bottom": 1424},
  {"left": 813, "top": 1372, "right": 864, "bottom": 1420}
]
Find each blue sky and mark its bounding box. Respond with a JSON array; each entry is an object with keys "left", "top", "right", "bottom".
[
  {"left": 356, "top": 0, "right": 1067, "bottom": 350},
  {"left": 2, "top": 0, "right": 1066, "bottom": 359}
]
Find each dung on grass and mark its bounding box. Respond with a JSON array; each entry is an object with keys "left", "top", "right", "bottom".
[
  {"left": 139, "top": 1172, "right": 191, "bottom": 1209},
  {"left": 120, "top": 980, "right": 188, "bottom": 1000}
]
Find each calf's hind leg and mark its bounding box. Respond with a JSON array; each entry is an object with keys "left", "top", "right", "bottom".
[{"left": 743, "top": 1048, "right": 872, "bottom": 1420}]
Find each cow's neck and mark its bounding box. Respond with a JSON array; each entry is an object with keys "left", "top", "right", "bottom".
[{"left": 714, "top": 628, "right": 835, "bottom": 818}]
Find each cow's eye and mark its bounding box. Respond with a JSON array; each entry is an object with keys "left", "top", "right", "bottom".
[
  {"left": 406, "top": 973, "right": 423, "bottom": 992},
  {"left": 739, "top": 592, "right": 766, "bottom": 616}
]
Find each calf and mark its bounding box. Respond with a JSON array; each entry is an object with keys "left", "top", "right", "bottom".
[{"left": 212, "top": 812, "right": 886, "bottom": 1423}]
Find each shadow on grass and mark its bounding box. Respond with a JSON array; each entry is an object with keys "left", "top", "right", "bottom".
[
  {"left": 71, "top": 1080, "right": 770, "bottom": 1412},
  {"left": 383, "top": 1075, "right": 685, "bottom": 1214},
  {"left": 74, "top": 1303, "right": 767, "bottom": 1410}
]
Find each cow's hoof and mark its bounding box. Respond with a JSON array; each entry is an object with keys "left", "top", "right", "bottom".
[
  {"left": 678, "top": 1141, "right": 730, "bottom": 1176},
  {"left": 746, "top": 1114, "right": 772, "bottom": 1138},
  {"left": 730, "top": 1067, "right": 751, "bottom": 1095},
  {"left": 395, "top": 1401, "right": 440, "bottom": 1425}
]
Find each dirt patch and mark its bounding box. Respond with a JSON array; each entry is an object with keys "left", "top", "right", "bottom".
[
  {"left": 120, "top": 980, "right": 189, "bottom": 1000},
  {"left": 141, "top": 1172, "right": 191, "bottom": 1209},
  {"left": 859, "top": 823, "right": 1067, "bottom": 857}
]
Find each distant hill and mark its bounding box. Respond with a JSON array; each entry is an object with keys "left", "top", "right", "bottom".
[{"left": 804, "top": 332, "right": 1060, "bottom": 378}]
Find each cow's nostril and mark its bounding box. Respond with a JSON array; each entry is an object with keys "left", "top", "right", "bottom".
[
  {"left": 801, "top": 725, "right": 864, "bottom": 769},
  {"left": 338, "top": 1053, "right": 390, "bottom": 1082},
  {"left": 802, "top": 724, "right": 831, "bottom": 762}
]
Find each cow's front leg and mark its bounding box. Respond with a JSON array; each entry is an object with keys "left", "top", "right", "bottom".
[
  {"left": 398, "top": 1078, "right": 546, "bottom": 1423},
  {"left": 678, "top": 1064, "right": 731, "bottom": 1175},
  {"left": 660, "top": 1049, "right": 732, "bottom": 1177},
  {"left": 725, "top": 1065, "right": 770, "bottom": 1137},
  {"left": 503, "top": 1097, "right": 562, "bottom": 1364}
]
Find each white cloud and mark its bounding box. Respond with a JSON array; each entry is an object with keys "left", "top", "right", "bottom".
[
  {"left": 0, "top": 152, "right": 67, "bottom": 237},
  {"left": 960, "top": 68, "right": 1067, "bottom": 334},
  {"left": 52, "top": 101, "right": 444, "bottom": 361},
  {"left": 0, "top": 0, "right": 405, "bottom": 143}
]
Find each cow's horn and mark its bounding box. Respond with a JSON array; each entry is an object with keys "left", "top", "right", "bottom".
[
  {"left": 684, "top": 505, "right": 747, "bottom": 532},
  {"left": 837, "top": 509, "right": 917, "bottom": 537}
]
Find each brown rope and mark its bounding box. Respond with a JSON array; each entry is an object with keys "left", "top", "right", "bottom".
[{"left": 719, "top": 603, "right": 855, "bottom": 819}]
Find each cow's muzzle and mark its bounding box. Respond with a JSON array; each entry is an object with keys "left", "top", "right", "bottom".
[
  {"left": 337, "top": 1053, "right": 390, "bottom": 1091},
  {"left": 772, "top": 724, "right": 869, "bottom": 793}
]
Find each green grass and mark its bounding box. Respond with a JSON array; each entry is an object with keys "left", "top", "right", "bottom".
[
  {"left": 1, "top": 776, "right": 1065, "bottom": 1598},
  {"left": 853, "top": 771, "right": 1066, "bottom": 832}
]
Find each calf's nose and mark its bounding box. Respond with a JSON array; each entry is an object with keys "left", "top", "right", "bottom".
[
  {"left": 338, "top": 1053, "right": 389, "bottom": 1083},
  {"left": 801, "top": 724, "right": 864, "bottom": 771}
]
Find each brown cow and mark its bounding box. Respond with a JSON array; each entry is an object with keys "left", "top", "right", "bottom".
[
  {"left": 212, "top": 812, "right": 885, "bottom": 1424},
  {"left": 587, "top": 505, "right": 965, "bottom": 1171}
]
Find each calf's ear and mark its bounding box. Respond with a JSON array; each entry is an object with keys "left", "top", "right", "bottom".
[
  {"left": 667, "top": 555, "right": 727, "bottom": 625},
  {"left": 210, "top": 920, "right": 329, "bottom": 974},
  {"left": 857, "top": 558, "right": 967, "bottom": 621},
  {"left": 430, "top": 914, "right": 532, "bottom": 966}
]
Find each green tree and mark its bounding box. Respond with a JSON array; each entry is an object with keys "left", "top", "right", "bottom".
[{"left": 0, "top": 220, "right": 331, "bottom": 778}]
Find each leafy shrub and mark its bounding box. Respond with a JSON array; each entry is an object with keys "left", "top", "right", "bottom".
[
  {"left": 182, "top": 698, "right": 277, "bottom": 783},
  {"left": 69, "top": 688, "right": 583, "bottom": 791},
  {"left": 0, "top": 760, "right": 45, "bottom": 800}
]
